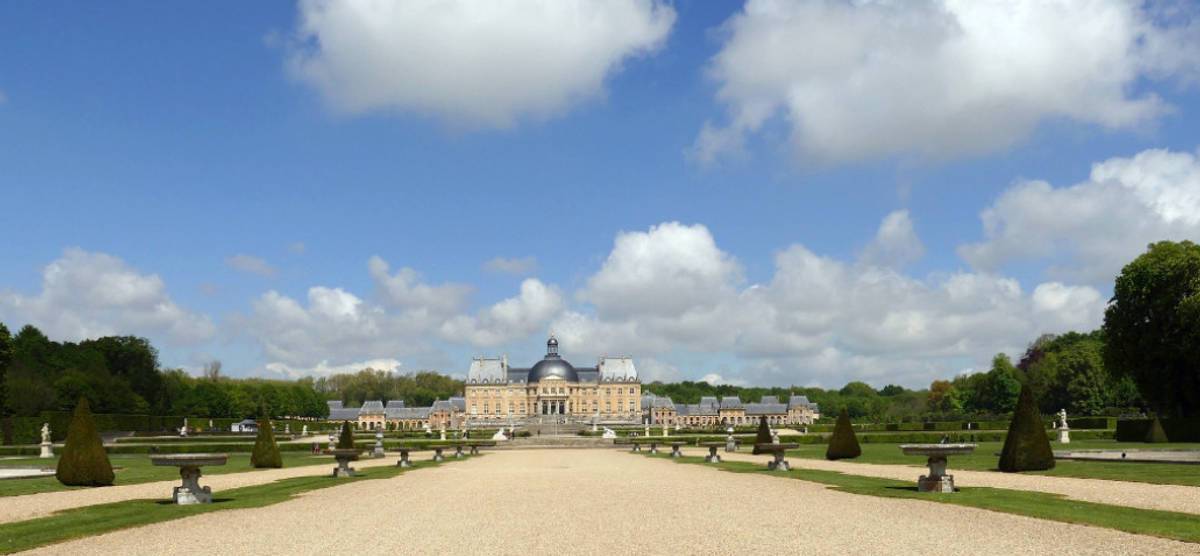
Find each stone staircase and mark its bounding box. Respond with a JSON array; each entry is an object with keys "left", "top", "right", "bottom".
[{"left": 493, "top": 434, "right": 619, "bottom": 450}]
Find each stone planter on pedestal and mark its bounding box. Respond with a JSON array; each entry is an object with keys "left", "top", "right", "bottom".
[
  {"left": 899, "top": 444, "right": 977, "bottom": 493},
  {"left": 326, "top": 448, "right": 362, "bottom": 477},
  {"left": 150, "top": 453, "right": 229, "bottom": 505}
]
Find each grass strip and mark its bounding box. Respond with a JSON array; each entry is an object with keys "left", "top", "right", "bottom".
[
  {"left": 781, "top": 441, "right": 1200, "bottom": 487},
  {"left": 641, "top": 453, "right": 1200, "bottom": 544},
  {"left": 0, "top": 452, "right": 338, "bottom": 498},
  {"left": 0, "top": 456, "right": 471, "bottom": 554}
]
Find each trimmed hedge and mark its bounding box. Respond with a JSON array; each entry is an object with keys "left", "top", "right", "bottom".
[
  {"left": 999, "top": 385, "right": 1055, "bottom": 472},
  {"left": 251, "top": 417, "right": 283, "bottom": 468},
  {"left": 1115, "top": 417, "right": 1200, "bottom": 442},
  {"left": 3, "top": 413, "right": 335, "bottom": 445},
  {"left": 56, "top": 398, "right": 115, "bottom": 486},
  {"left": 826, "top": 409, "right": 861, "bottom": 460}
]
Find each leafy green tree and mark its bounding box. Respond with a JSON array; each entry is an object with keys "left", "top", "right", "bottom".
[
  {"left": 927, "top": 380, "right": 962, "bottom": 414},
  {"left": 0, "top": 323, "right": 11, "bottom": 417},
  {"left": 998, "top": 384, "right": 1054, "bottom": 472},
  {"left": 1104, "top": 240, "right": 1200, "bottom": 417},
  {"left": 56, "top": 397, "right": 115, "bottom": 486},
  {"left": 982, "top": 354, "right": 1022, "bottom": 413},
  {"left": 251, "top": 417, "right": 283, "bottom": 468},
  {"left": 826, "top": 408, "right": 861, "bottom": 460},
  {"left": 878, "top": 384, "right": 907, "bottom": 396}
]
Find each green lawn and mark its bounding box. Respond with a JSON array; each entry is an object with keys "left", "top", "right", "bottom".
[
  {"left": 643, "top": 453, "right": 1200, "bottom": 544},
  {"left": 781, "top": 440, "right": 1200, "bottom": 487},
  {"left": 0, "top": 452, "right": 333, "bottom": 497},
  {"left": 0, "top": 457, "right": 463, "bottom": 555}
]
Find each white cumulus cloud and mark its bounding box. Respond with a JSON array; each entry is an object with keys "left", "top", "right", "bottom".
[
  {"left": 694, "top": 0, "right": 1200, "bottom": 165},
  {"left": 440, "top": 278, "right": 564, "bottom": 346},
  {"left": 287, "top": 0, "right": 676, "bottom": 128},
  {"left": 0, "top": 248, "right": 215, "bottom": 344},
  {"left": 959, "top": 147, "right": 1200, "bottom": 283}
]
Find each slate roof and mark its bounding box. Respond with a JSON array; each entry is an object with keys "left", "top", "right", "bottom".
[
  {"left": 386, "top": 400, "right": 406, "bottom": 409},
  {"left": 360, "top": 400, "right": 385, "bottom": 413},
  {"left": 719, "top": 396, "right": 743, "bottom": 409}
]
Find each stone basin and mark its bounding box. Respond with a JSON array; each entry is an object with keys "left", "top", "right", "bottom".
[
  {"left": 899, "top": 444, "right": 976, "bottom": 493},
  {"left": 149, "top": 453, "right": 228, "bottom": 505},
  {"left": 899, "top": 443, "right": 977, "bottom": 457},
  {"left": 755, "top": 443, "right": 799, "bottom": 471},
  {"left": 150, "top": 453, "right": 229, "bottom": 467}
]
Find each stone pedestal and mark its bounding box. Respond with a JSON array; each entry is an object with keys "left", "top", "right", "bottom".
[
  {"left": 705, "top": 446, "right": 721, "bottom": 463},
  {"left": 373, "top": 431, "right": 385, "bottom": 458},
  {"left": 917, "top": 474, "right": 956, "bottom": 493},
  {"left": 767, "top": 452, "right": 790, "bottom": 472},
  {"left": 1058, "top": 428, "right": 1070, "bottom": 444},
  {"left": 333, "top": 456, "right": 356, "bottom": 477},
  {"left": 917, "top": 456, "right": 953, "bottom": 492},
  {"left": 39, "top": 441, "right": 53, "bottom": 459},
  {"left": 174, "top": 466, "right": 213, "bottom": 504}
]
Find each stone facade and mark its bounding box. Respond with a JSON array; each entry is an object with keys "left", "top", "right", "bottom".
[{"left": 463, "top": 336, "right": 642, "bottom": 425}]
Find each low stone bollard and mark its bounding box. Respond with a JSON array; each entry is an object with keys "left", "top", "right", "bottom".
[
  {"left": 432, "top": 447, "right": 445, "bottom": 462},
  {"left": 670, "top": 442, "right": 685, "bottom": 458}
]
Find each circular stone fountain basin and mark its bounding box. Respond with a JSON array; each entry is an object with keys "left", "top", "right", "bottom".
[
  {"left": 324, "top": 449, "right": 361, "bottom": 459},
  {"left": 0, "top": 467, "right": 56, "bottom": 480},
  {"left": 899, "top": 444, "right": 977, "bottom": 457},
  {"left": 150, "top": 453, "right": 229, "bottom": 467}
]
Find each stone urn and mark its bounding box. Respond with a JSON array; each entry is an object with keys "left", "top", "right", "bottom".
[
  {"left": 150, "top": 453, "right": 229, "bottom": 504},
  {"left": 899, "top": 444, "right": 977, "bottom": 493}
]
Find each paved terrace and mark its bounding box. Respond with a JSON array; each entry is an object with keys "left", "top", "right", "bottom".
[{"left": 21, "top": 449, "right": 1196, "bottom": 555}]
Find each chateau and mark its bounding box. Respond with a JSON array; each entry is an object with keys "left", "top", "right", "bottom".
[
  {"left": 463, "top": 335, "right": 642, "bottom": 425},
  {"left": 328, "top": 335, "right": 819, "bottom": 430}
]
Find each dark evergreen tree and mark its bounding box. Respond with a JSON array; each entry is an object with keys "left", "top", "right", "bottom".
[
  {"left": 998, "top": 384, "right": 1055, "bottom": 472},
  {"left": 751, "top": 415, "right": 772, "bottom": 454},
  {"left": 336, "top": 421, "right": 355, "bottom": 449},
  {"left": 825, "top": 407, "right": 862, "bottom": 460},
  {"left": 250, "top": 417, "right": 283, "bottom": 468},
  {"left": 55, "top": 397, "right": 115, "bottom": 486},
  {"left": 1144, "top": 415, "right": 1169, "bottom": 443}
]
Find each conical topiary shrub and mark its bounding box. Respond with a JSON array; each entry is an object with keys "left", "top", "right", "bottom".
[
  {"left": 336, "top": 421, "right": 355, "bottom": 449},
  {"left": 751, "top": 416, "right": 772, "bottom": 454},
  {"left": 56, "top": 397, "right": 115, "bottom": 486},
  {"left": 251, "top": 417, "right": 283, "bottom": 468},
  {"left": 1144, "top": 415, "right": 1169, "bottom": 443},
  {"left": 825, "top": 408, "right": 861, "bottom": 460},
  {"left": 998, "top": 384, "right": 1055, "bottom": 472}
]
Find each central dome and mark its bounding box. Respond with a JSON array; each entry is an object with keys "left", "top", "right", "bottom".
[{"left": 527, "top": 357, "right": 579, "bottom": 383}]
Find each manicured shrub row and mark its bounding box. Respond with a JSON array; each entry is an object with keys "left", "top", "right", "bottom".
[
  {"left": 808, "top": 417, "right": 1116, "bottom": 434},
  {"left": 4, "top": 414, "right": 335, "bottom": 445},
  {"left": 1115, "top": 417, "right": 1200, "bottom": 442}
]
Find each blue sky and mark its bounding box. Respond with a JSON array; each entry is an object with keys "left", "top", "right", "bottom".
[{"left": 2, "top": 1, "right": 1199, "bottom": 388}]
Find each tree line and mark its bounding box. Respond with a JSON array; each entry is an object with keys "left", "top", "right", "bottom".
[{"left": 1, "top": 240, "right": 1196, "bottom": 421}]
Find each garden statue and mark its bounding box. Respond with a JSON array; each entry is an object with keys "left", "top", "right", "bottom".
[
  {"left": 439, "top": 427, "right": 447, "bottom": 441},
  {"left": 179, "top": 418, "right": 188, "bottom": 437},
  {"left": 302, "top": 424, "right": 308, "bottom": 436},
  {"left": 40, "top": 423, "right": 53, "bottom": 458},
  {"left": 662, "top": 423, "right": 669, "bottom": 438},
  {"left": 328, "top": 433, "right": 336, "bottom": 451},
  {"left": 492, "top": 428, "right": 508, "bottom": 441},
  {"left": 771, "top": 429, "right": 781, "bottom": 445},
  {"left": 1057, "top": 409, "right": 1070, "bottom": 444},
  {"left": 644, "top": 421, "right": 650, "bottom": 437},
  {"left": 285, "top": 423, "right": 291, "bottom": 434},
  {"left": 602, "top": 427, "right": 617, "bottom": 439}
]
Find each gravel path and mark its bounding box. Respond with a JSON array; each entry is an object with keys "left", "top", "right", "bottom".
[
  {"left": 0, "top": 455, "right": 402, "bottom": 524},
  {"left": 20, "top": 449, "right": 1196, "bottom": 555},
  {"left": 685, "top": 447, "right": 1200, "bottom": 514}
]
